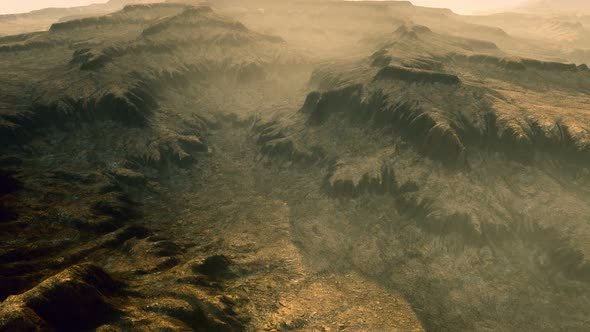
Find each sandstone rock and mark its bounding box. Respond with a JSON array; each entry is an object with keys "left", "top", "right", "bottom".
[
  {"left": 110, "top": 167, "right": 147, "bottom": 186},
  {"left": 177, "top": 135, "right": 208, "bottom": 153},
  {"left": 0, "top": 264, "right": 117, "bottom": 331}
]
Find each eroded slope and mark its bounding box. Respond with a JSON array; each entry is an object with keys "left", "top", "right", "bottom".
[
  {"left": 0, "top": 4, "right": 317, "bottom": 331},
  {"left": 3, "top": 1, "right": 590, "bottom": 331},
  {"left": 253, "top": 23, "right": 590, "bottom": 331}
]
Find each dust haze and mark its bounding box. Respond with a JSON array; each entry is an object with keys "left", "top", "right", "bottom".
[
  {"left": 1, "top": 0, "right": 590, "bottom": 331},
  {"left": 3, "top": 0, "right": 527, "bottom": 14}
]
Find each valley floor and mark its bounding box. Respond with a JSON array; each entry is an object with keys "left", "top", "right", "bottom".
[
  {"left": 3, "top": 2, "right": 590, "bottom": 331},
  {"left": 0, "top": 79, "right": 425, "bottom": 331},
  {"left": 150, "top": 121, "right": 424, "bottom": 331}
]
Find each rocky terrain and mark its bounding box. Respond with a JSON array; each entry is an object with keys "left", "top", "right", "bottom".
[
  {"left": 0, "top": 0, "right": 163, "bottom": 37},
  {"left": 1, "top": 0, "right": 590, "bottom": 331}
]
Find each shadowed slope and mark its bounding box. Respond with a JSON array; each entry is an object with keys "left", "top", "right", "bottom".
[
  {"left": 0, "top": 3, "right": 297, "bottom": 144},
  {"left": 252, "top": 21, "right": 590, "bottom": 331}
]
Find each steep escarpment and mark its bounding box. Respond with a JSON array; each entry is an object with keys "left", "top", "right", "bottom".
[
  {"left": 49, "top": 3, "right": 189, "bottom": 32},
  {"left": 0, "top": 4, "right": 296, "bottom": 145},
  {"left": 254, "top": 100, "right": 590, "bottom": 330},
  {"left": 251, "top": 22, "right": 590, "bottom": 332},
  {"left": 302, "top": 24, "right": 590, "bottom": 167},
  {"left": 0, "top": 0, "right": 163, "bottom": 37},
  {"left": 0, "top": 4, "right": 303, "bottom": 331},
  {"left": 3, "top": 1, "right": 590, "bottom": 331},
  {"left": 280, "top": 23, "right": 590, "bottom": 249}
]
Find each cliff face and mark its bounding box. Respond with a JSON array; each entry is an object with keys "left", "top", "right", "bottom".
[
  {"left": 0, "top": 4, "right": 315, "bottom": 331},
  {"left": 0, "top": 0, "right": 165, "bottom": 36},
  {"left": 250, "top": 17, "right": 590, "bottom": 332},
  {"left": 0, "top": 3, "right": 296, "bottom": 144}
]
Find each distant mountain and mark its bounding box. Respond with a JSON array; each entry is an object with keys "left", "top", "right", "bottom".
[
  {"left": 106, "top": 0, "right": 163, "bottom": 7},
  {"left": 519, "top": 0, "right": 590, "bottom": 13},
  {"left": 0, "top": 0, "right": 163, "bottom": 36}
]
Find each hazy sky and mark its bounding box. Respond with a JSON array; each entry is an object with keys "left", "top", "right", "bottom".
[
  {"left": 0, "top": 1, "right": 108, "bottom": 14},
  {"left": 410, "top": 0, "right": 528, "bottom": 14},
  {"left": 0, "top": 0, "right": 529, "bottom": 15}
]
